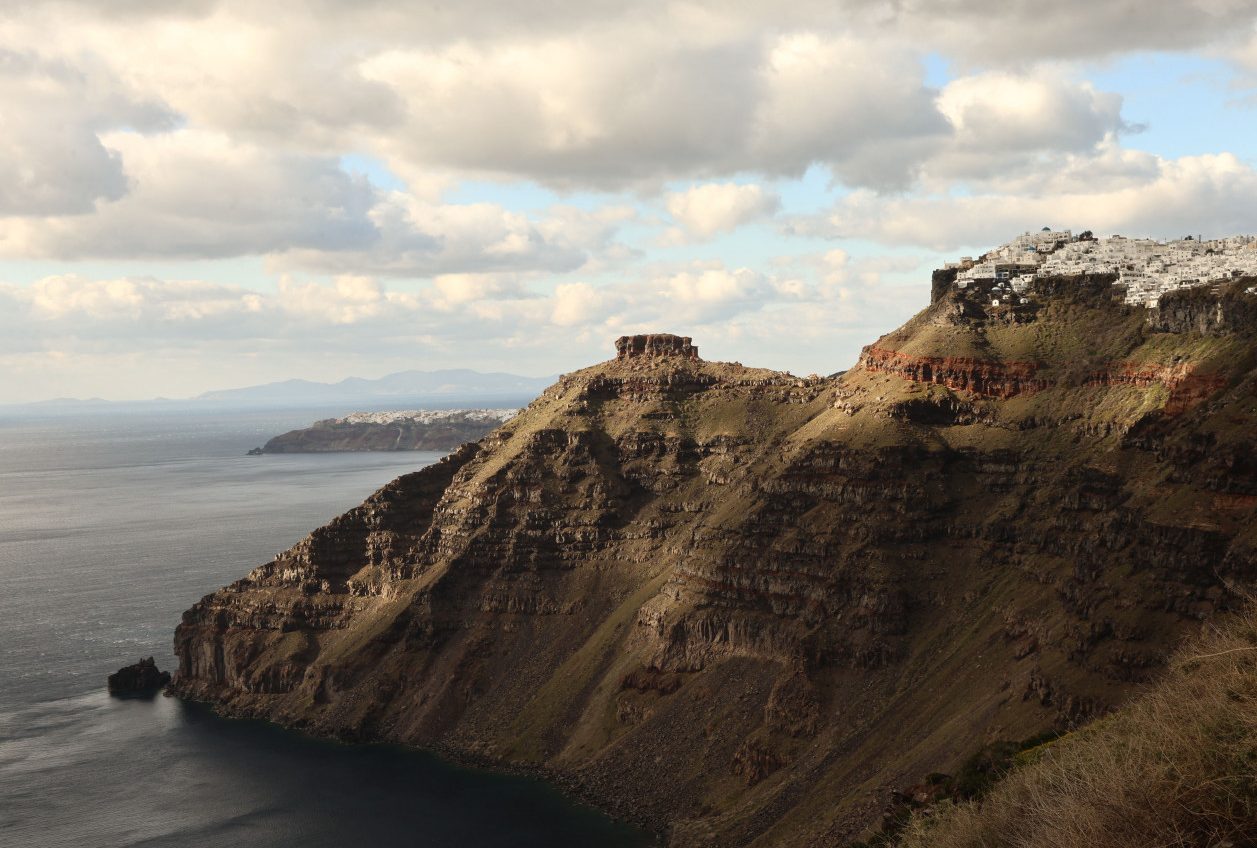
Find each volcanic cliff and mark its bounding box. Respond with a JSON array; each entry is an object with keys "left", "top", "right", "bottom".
[{"left": 172, "top": 277, "right": 1257, "bottom": 846}]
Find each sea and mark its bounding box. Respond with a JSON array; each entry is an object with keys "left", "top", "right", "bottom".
[{"left": 0, "top": 408, "right": 648, "bottom": 848}]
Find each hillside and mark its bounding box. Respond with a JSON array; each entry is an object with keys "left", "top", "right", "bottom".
[
  {"left": 255, "top": 409, "right": 519, "bottom": 454},
  {"left": 894, "top": 605, "right": 1257, "bottom": 848},
  {"left": 171, "top": 276, "right": 1257, "bottom": 846}
]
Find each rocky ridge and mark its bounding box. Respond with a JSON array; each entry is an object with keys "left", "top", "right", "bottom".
[{"left": 172, "top": 281, "right": 1257, "bottom": 846}]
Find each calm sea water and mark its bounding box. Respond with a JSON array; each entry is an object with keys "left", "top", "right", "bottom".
[{"left": 0, "top": 410, "right": 647, "bottom": 847}]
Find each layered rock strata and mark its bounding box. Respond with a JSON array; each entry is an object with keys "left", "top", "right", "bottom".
[
  {"left": 616, "top": 333, "right": 700, "bottom": 361},
  {"left": 173, "top": 287, "right": 1257, "bottom": 847}
]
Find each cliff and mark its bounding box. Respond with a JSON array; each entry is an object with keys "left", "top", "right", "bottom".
[
  {"left": 256, "top": 409, "right": 518, "bottom": 454},
  {"left": 172, "top": 285, "right": 1257, "bottom": 846}
]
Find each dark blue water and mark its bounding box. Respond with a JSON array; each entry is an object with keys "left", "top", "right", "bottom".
[{"left": 0, "top": 410, "right": 648, "bottom": 847}]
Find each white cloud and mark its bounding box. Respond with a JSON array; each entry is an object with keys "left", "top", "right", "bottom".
[
  {"left": 0, "top": 130, "right": 378, "bottom": 259},
  {"left": 0, "top": 128, "right": 634, "bottom": 274},
  {"left": 801, "top": 152, "right": 1257, "bottom": 251},
  {"left": 275, "top": 195, "right": 631, "bottom": 277},
  {"left": 665, "top": 183, "right": 780, "bottom": 240},
  {"left": 879, "top": 0, "right": 1257, "bottom": 64},
  {"left": 356, "top": 31, "right": 948, "bottom": 190},
  {"left": 664, "top": 266, "right": 768, "bottom": 308},
  {"left": 927, "top": 72, "right": 1132, "bottom": 183},
  {"left": 938, "top": 73, "right": 1126, "bottom": 151},
  {"left": 550, "top": 282, "right": 606, "bottom": 327},
  {"left": 0, "top": 49, "right": 176, "bottom": 216},
  {"left": 0, "top": 0, "right": 1244, "bottom": 262},
  {"left": 0, "top": 0, "right": 1250, "bottom": 202},
  {"left": 430, "top": 274, "right": 532, "bottom": 308},
  {"left": 0, "top": 256, "right": 863, "bottom": 366}
]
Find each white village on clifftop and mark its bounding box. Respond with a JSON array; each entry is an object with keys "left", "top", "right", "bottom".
[
  {"left": 947, "top": 229, "right": 1257, "bottom": 307},
  {"left": 333, "top": 409, "right": 519, "bottom": 427}
]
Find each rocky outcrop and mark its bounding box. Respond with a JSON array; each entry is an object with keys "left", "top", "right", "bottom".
[
  {"left": 171, "top": 282, "right": 1257, "bottom": 847},
  {"left": 1147, "top": 279, "right": 1257, "bottom": 335},
  {"left": 859, "top": 347, "right": 1049, "bottom": 399},
  {"left": 108, "top": 657, "right": 171, "bottom": 695},
  {"left": 1089, "top": 363, "right": 1229, "bottom": 415},
  {"left": 930, "top": 266, "right": 959, "bottom": 304},
  {"left": 615, "top": 333, "right": 699, "bottom": 361},
  {"left": 859, "top": 347, "right": 1227, "bottom": 413}
]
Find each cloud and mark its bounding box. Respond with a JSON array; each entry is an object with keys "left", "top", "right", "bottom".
[
  {"left": 275, "top": 195, "right": 633, "bottom": 277},
  {"left": 0, "top": 49, "right": 176, "bottom": 216},
  {"left": 927, "top": 72, "right": 1132, "bottom": 183},
  {"left": 797, "top": 152, "right": 1257, "bottom": 251},
  {"left": 0, "top": 127, "right": 634, "bottom": 274},
  {"left": 26, "top": 2, "right": 1257, "bottom": 65},
  {"left": 749, "top": 33, "right": 949, "bottom": 189},
  {"left": 0, "top": 1, "right": 1250, "bottom": 200},
  {"left": 0, "top": 0, "right": 1242, "bottom": 259},
  {"left": 551, "top": 281, "right": 607, "bottom": 327},
  {"left": 660, "top": 267, "right": 773, "bottom": 321},
  {"left": 0, "top": 256, "right": 868, "bottom": 359},
  {"left": 0, "top": 130, "right": 379, "bottom": 259},
  {"left": 665, "top": 183, "right": 780, "bottom": 240},
  {"left": 357, "top": 30, "right": 949, "bottom": 190},
  {"left": 872, "top": 0, "right": 1257, "bottom": 64}
]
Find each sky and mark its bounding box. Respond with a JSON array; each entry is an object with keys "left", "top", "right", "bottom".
[{"left": 4, "top": 1, "right": 1257, "bottom": 402}]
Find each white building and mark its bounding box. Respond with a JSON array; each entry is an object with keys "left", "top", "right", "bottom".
[{"left": 949, "top": 230, "right": 1257, "bottom": 307}]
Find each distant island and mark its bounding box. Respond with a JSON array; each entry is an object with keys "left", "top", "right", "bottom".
[
  {"left": 2, "top": 368, "right": 552, "bottom": 414},
  {"left": 250, "top": 409, "right": 519, "bottom": 454},
  {"left": 199, "top": 369, "right": 550, "bottom": 408}
]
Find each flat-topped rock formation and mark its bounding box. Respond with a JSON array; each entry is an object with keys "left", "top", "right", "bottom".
[
  {"left": 614, "top": 333, "right": 699, "bottom": 361},
  {"left": 172, "top": 278, "right": 1257, "bottom": 846}
]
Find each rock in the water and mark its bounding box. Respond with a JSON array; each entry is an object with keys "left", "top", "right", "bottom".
[{"left": 108, "top": 657, "right": 171, "bottom": 695}]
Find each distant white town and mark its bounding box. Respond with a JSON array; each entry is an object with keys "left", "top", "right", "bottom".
[
  {"left": 334, "top": 409, "right": 519, "bottom": 426},
  {"left": 947, "top": 229, "right": 1257, "bottom": 308}
]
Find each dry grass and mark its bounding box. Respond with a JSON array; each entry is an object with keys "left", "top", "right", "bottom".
[{"left": 897, "top": 608, "right": 1257, "bottom": 848}]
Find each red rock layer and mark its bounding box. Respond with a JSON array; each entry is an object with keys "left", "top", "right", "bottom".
[
  {"left": 860, "top": 346, "right": 1227, "bottom": 413},
  {"left": 1091, "top": 363, "right": 1229, "bottom": 415},
  {"left": 858, "top": 346, "right": 1049, "bottom": 398}
]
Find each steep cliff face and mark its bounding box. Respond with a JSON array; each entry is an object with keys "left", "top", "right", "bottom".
[{"left": 173, "top": 285, "right": 1257, "bottom": 846}]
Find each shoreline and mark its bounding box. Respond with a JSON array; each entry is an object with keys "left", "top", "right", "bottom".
[{"left": 165, "top": 687, "right": 665, "bottom": 844}]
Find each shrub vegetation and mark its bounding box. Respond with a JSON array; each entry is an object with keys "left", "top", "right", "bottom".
[{"left": 896, "top": 608, "right": 1257, "bottom": 848}]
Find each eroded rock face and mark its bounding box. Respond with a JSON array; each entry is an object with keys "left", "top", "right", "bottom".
[
  {"left": 859, "top": 346, "right": 1049, "bottom": 399},
  {"left": 172, "top": 285, "right": 1257, "bottom": 847},
  {"left": 1147, "top": 280, "right": 1257, "bottom": 335},
  {"left": 859, "top": 347, "right": 1227, "bottom": 414},
  {"left": 615, "top": 333, "right": 699, "bottom": 361}
]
